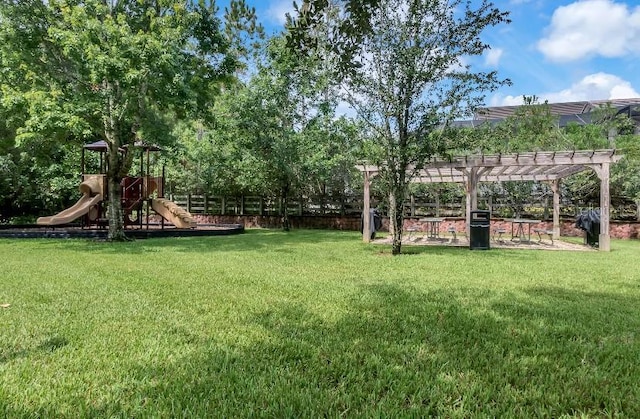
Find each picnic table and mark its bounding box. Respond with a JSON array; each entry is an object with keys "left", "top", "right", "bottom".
[
  {"left": 507, "top": 219, "right": 540, "bottom": 242},
  {"left": 419, "top": 217, "right": 445, "bottom": 239}
]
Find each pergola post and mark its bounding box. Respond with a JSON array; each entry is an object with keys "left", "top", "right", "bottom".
[
  {"left": 463, "top": 167, "right": 479, "bottom": 237},
  {"left": 551, "top": 179, "right": 561, "bottom": 239},
  {"left": 591, "top": 162, "right": 611, "bottom": 251},
  {"left": 363, "top": 170, "right": 371, "bottom": 243}
]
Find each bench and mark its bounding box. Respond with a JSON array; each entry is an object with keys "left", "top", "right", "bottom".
[
  {"left": 493, "top": 228, "right": 506, "bottom": 242},
  {"left": 533, "top": 228, "right": 554, "bottom": 244}
]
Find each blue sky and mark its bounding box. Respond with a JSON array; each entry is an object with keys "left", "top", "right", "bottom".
[{"left": 229, "top": 0, "right": 640, "bottom": 107}]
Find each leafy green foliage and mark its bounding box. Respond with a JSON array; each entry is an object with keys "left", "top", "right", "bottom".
[
  {"left": 165, "top": 119, "right": 246, "bottom": 196},
  {"left": 2, "top": 1, "right": 640, "bottom": 226},
  {"left": 289, "top": 0, "right": 511, "bottom": 253},
  {"left": 0, "top": 87, "right": 83, "bottom": 219},
  {"left": 182, "top": 35, "right": 362, "bottom": 228},
  {"left": 287, "top": 0, "right": 381, "bottom": 75},
  {"left": 0, "top": 0, "right": 260, "bottom": 238}
]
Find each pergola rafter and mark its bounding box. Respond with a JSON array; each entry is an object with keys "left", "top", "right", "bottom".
[{"left": 358, "top": 149, "right": 623, "bottom": 251}]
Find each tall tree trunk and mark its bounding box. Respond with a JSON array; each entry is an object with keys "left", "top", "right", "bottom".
[
  {"left": 107, "top": 174, "right": 126, "bottom": 241},
  {"left": 389, "top": 187, "right": 404, "bottom": 255},
  {"left": 105, "top": 139, "right": 129, "bottom": 241},
  {"left": 281, "top": 183, "right": 290, "bottom": 231},
  {"left": 103, "top": 82, "right": 130, "bottom": 241}
]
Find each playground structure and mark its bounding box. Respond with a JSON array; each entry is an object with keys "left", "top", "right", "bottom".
[{"left": 37, "top": 141, "right": 196, "bottom": 229}]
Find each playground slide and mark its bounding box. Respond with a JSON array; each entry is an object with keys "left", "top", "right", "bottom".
[
  {"left": 37, "top": 177, "right": 103, "bottom": 226},
  {"left": 36, "top": 193, "right": 102, "bottom": 226},
  {"left": 151, "top": 198, "right": 197, "bottom": 229}
]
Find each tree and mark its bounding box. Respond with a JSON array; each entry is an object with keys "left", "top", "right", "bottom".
[
  {"left": 287, "top": 0, "right": 381, "bottom": 75},
  {"left": 289, "top": 0, "right": 510, "bottom": 254},
  {"left": 0, "top": 84, "right": 81, "bottom": 220},
  {"left": 0, "top": 0, "right": 259, "bottom": 240},
  {"left": 165, "top": 119, "right": 247, "bottom": 197},
  {"left": 220, "top": 36, "right": 358, "bottom": 230}
]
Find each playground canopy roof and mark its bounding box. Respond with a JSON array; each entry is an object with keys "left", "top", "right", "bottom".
[{"left": 83, "top": 140, "right": 161, "bottom": 152}]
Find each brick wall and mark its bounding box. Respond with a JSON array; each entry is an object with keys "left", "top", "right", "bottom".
[
  {"left": 194, "top": 215, "right": 362, "bottom": 231},
  {"left": 194, "top": 214, "right": 640, "bottom": 239},
  {"left": 404, "top": 217, "right": 640, "bottom": 239}
]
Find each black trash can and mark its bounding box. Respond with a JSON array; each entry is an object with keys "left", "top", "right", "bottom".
[
  {"left": 576, "top": 209, "right": 600, "bottom": 247},
  {"left": 469, "top": 210, "right": 491, "bottom": 250},
  {"left": 361, "top": 208, "right": 382, "bottom": 240}
]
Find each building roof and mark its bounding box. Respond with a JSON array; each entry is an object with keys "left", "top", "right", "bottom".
[
  {"left": 474, "top": 98, "right": 640, "bottom": 121},
  {"left": 449, "top": 98, "right": 640, "bottom": 131}
]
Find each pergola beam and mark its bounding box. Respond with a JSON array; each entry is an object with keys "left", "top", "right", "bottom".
[{"left": 428, "top": 150, "right": 619, "bottom": 168}]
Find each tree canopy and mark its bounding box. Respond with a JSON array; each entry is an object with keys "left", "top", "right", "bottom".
[
  {"left": 1, "top": 0, "right": 639, "bottom": 241},
  {"left": 289, "top": 0, "right": 511, "bottom": 254},
  {"left": 0, "top": 0, "right": 259, "bottom": 239}
]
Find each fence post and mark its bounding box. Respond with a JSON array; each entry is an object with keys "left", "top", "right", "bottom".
[
  {"left": 435, "top": 192, "right": 440, "bottom": 217},
  {"left": 221, "top": 196, "right": 226, "bottom": 215},
  {"left": 187, "top": 194, "right": 191, "bottom": 213},
  {"left": 240, "top": 195, "right": 245, "bottom": 215}
]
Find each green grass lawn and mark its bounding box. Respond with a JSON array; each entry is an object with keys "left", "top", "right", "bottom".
[{"left": 1, "top": 230, "right": 639, "bottom": 417}]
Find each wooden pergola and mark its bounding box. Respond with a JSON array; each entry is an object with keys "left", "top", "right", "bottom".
[{"left": 358, "top": 149, "right": 623, "bottom": 251}]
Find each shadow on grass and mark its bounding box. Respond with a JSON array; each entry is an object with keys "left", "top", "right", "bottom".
[
  {"left": 376, "top": 243, "right": 560, "bottom": 267},
  {"left": 9, "top": 283, "right": 635, "bottom": 417},
  {"left": 0, "top": 335, "right": 69, "bottom": 364},
  {"left": 22, "top": 229, "right": 364, "bottom": 256},
  {"left": 17, "top": 231, "right": 586, "bottom": 264}
]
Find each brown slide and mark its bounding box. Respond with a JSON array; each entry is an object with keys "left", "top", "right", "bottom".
[
  {"left": 37, "top": 177, "right": 103, "bottom": 226},
  {"left": 151, "top": 198, "right": 197, "bottom": 229}
]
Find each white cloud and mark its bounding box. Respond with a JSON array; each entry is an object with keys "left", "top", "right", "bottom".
[
  {"left": 265, "top": 0, "right": 295, "bottom": 25},
  {"left": 489, "top": 94, "right": 533, "bottom": 107},
  {"left": 492, "top": 72, "right": 640, "bottom": 105},
  {"left": 537, "top": 0, "right": 640, "bottom": 62},
  {"left": 484, "top": 48, "right": 503, "bottom": 67}
]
